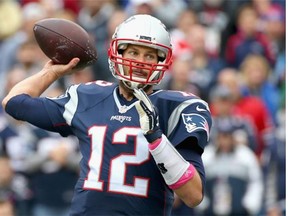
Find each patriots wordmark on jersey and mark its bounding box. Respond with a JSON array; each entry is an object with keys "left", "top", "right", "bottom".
[{"left": 10, "top": 80, "right": 211, "bottom": 215}]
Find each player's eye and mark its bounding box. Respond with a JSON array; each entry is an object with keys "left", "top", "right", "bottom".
[
  {"left": 145, "top": 54, "right": 157, "bottom": 61},
  {"left": 127, "top": 50, "right": 138, "bottom": 57}
]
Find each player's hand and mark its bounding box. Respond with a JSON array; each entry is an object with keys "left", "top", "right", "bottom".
[
  {"left": 43, "top": 58, "right": 80, "bottom": 78},
  {"left": 133, "top": 88, "right": 162, "bottom": 143}
]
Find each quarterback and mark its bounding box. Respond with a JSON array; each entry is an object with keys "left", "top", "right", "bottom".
[{"left": 2, "top": 15, "right": 212, "bottom": 215}]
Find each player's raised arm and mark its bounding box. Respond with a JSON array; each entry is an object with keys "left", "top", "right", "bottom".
[{"left": 2, "top": 58, "right": 79, "bottom": 109}]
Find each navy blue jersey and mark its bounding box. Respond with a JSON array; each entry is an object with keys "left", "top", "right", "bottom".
[{"left": 6, "top": 81, "right": 212, "bottom": 215}]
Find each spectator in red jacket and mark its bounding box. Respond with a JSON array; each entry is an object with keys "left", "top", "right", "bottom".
[
  {"left": 224, "top": 3, "right": 275, "bottom": 68},
  {"left": 217, "top": 68, "right": 275, "bottom": 161}
]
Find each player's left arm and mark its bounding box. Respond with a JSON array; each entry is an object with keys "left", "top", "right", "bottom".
[
  {"left": 134, "top": 89, "right": 210, "bottom": 207},
  {"left": 173, "top": 137, "right": 206, "bottom": 208}
]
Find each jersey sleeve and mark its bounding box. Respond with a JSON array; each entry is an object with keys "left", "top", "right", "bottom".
[
  {"left": 155, "top": 91, "right": 212, "bottom": 150},
  {"left": 178, "top": 145, "right": 206, "bottom": 193},
  {"left": 5, "top": 93, "right": 73, "bottom": 137},
  {"left": 165, "top": 97, "right": 212, "bottom": 150},
  {"left": 43, "top": 81, "right": 115, "bottom": 133}
]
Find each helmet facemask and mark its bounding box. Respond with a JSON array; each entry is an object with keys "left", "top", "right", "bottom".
[{"left": 109, "top": 39, "right": 172, "bottom": 89}]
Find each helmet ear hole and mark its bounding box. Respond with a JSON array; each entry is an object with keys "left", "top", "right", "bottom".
[
  {"left": 158, "top": 56, "right": 165, "bottom": 62},
  {"left": 118, "top": 44, "right": 127, "bottom": 55},
  {"left": 118, "top": 49, "right": 124, "bottom": 55}
]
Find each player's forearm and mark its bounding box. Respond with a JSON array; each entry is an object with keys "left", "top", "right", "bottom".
[
  {"left": 2, "top": 69, "right": 58, "bottom": 108},
  {"left": 148, "top": 135, "right": 204, "bottom": 207},
  {"left": 2, "top": 58, "right": 80, "bottom": 109},
  {"left": 174, "top": 171, "right": 203, "bottom": 208}
]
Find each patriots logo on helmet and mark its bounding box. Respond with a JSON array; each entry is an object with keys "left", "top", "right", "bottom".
[
  {"left": 139, "top": 35, "right": 152, "bottom": 41},
  {"left": 182, "top": 113, "right": 210, "bottom": 140}
]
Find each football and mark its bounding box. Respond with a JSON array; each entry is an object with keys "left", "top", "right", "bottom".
[{"left": 33, "top": 18, "right": 97, "bottom": 69}]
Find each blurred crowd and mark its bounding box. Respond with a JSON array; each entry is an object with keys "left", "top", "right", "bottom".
[{"left": 0, "top": 0, "right": 285, "bottom": 216}]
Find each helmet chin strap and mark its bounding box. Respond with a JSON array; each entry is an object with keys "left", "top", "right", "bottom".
[{"left": 122, "top": 80, "right": 147, "bottom": 90}]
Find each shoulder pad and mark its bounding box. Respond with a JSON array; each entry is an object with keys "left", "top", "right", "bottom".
[
  {"left": 155, "top": 90, "right": 200, "bottom": 103},
  {"left": 50, "top": 81, "right": 116, "bottom": 112},
  {"left": 154, "top": 90, "right": 210, "bottom": 114},
  {"left": 76, "top": 81, "right": 116, "bottom": 109},
  {"left": 152, "top": 90, "right": 212, "bottom": 149}
]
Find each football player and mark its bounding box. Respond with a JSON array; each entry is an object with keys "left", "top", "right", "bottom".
[{"left": 2, "top": 14, "right": 212, "bottom": 215}]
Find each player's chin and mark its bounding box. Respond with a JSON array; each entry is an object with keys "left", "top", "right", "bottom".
[
  {"left": 120, "top": 80, "right": 143, "bottom": 90},
  {"left": 136, "top": 83, "right": 146, "bottom": 89}
]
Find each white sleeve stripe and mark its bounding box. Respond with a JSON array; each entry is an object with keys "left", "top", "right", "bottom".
[
  {"left": 167, "top": 99, "right": 209, "bottom": 137},
  {"left": 63, "top": 85, "right": 80, "bottom": 125}
]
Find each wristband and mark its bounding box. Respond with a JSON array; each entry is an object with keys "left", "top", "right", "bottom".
[
  {"left": 169, "top": 164, "right": 196, "bottom": 189},
  {"left": 149, "top": 134, "right": 195, "bottom": 187},
  {"left": 144, "top": 128, "right": 162, "bottom": 143}
]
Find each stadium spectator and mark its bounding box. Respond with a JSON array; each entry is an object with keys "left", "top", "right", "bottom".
[
  {"left": 0, "top": 109, "right": 21, "bottom": 216},
  {"left": 0, "top": 129, "right": 34, "bottom": 216},
  {"left": 260, "top": 6, "right": 285, "bottom": 55},
  {"left": 125, "top": 0, "right": 155, "bottom": 17},
  {"left": 26, "top": 134, "right": 80, "bottom": 216},
  {"left": 15, "top": 39, "right": 48, "bottom": 75},
  {"left": 224, "top": 3, "right": 275, "bottom": 68},
  {"left": 239, "top": 54, "right": 280, "bottom": 124},
  {"left": 20, "top": 0, "right": 80, "bottom": 15},
  {"left": 125, "top": 0, "right": 187, "bottom": 30},
  {"left": 0, "top": 0, "right": 21, "bottom": 40},
  {"left": 171, "top": 8, "right": 199, "bottom": 39},
  {"left": 273, "top": 51, "right": 286, "bottom": 111},
  {"left": 0, "top": 156, "right": 14, "bottom": 201},
  {"left": 77, "top": 0, "right": 117, "bottom": 82},
  {"left": 64, "top": 66, "right": 95, "bottom": 88},
  {"left": 151, "top": 0, "right": 187, "bottom": 30},
  {"left": 196, "top": 119, "right": 264, "bottom": 216},
  {"left": 265, "top": 106, "right": 286, "bottom": 216},
  {"left": 169, "top": 8, "right": 198, "bottom": 58},
  {"left": 217, "top": 68, "right": 275, "bottom": 161},
  {"left": 209, "top": 84, "right": 258, "bottom": 151},
  {"left": 186, "top": 24, "right": 226, "bottom": 101},
  {"left": 0, "top": 2, "right": 48, "bottom": 97},
  {"left": 159, "top": 52, "right": 201, "bottom": 97},
  {"left": 88, "top": 9, "right": 127, "bottom": 82},
  {"left": 252, "top": 0, "right": 285, "bottom": 54},
  {"left": 197, "top": 0, "right": 230, "bottom": 57}
]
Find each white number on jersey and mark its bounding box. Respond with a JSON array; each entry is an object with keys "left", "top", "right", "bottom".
[{"left": 84, "top": 126, "right": 150, "bottom": 197}]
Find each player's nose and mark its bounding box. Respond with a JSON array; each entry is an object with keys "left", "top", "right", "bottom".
[{"left": 136, "top": 54, "right": 147, "bottom": 64}]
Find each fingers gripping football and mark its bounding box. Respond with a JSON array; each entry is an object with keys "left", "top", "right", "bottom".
[{"left": 134, "top": 88, "right": 162, "bottom": 143}]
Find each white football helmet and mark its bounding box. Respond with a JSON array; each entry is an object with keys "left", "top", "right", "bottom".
[{"left": 108, "top": 14, "right": 173, "bottom": 89}]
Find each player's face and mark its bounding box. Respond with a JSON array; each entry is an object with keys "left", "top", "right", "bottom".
[{"left": 121, "top": 44, "right": 158, "bottom": 80}]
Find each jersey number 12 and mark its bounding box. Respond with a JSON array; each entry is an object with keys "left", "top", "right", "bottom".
[{"left": 83, "top": 126, "right": 150, "bottom": 197}]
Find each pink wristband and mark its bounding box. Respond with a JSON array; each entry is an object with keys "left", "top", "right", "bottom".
[
  {"left": 169, "top": 164, "right": 196, "bottom": 190},
  {"left": 148, "top": 137, "right": 162, "bottom": 150}
]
